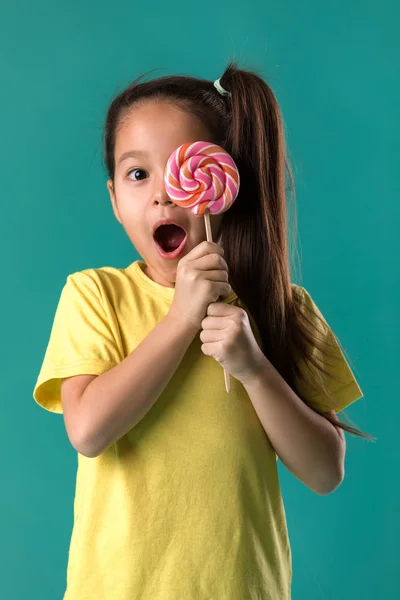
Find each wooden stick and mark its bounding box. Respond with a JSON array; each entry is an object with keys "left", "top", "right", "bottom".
[{"left": 204, "top": 210, "right": 231, "bottom": 394}]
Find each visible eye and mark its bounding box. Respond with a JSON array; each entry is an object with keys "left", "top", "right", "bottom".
[{"left": 127, "top": 168, "right": 148, "bottom": 181}]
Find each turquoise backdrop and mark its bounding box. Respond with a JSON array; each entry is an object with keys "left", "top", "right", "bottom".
[{"left": 1, "top": 0, "right": 397, "bottom": 598}]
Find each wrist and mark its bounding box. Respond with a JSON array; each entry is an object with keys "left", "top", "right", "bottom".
[
  {"left": 166, "top": 308, "right": 200, "bottom": 338},
  {"left": 238, "top": 353, "right": 271, "bottom": 389}
]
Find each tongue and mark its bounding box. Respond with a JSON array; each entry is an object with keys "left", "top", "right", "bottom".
[{"left": 157, "top": 224, "right": 186, "bottom": 251}]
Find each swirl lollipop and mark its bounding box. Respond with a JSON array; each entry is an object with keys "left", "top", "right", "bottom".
[{"left": 164, "top": 141, "right": 240, "bottom": 393}]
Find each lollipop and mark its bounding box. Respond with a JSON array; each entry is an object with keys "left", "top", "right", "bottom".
[{"left": 164, "top": 141, "right": 240, "bottom": 393}]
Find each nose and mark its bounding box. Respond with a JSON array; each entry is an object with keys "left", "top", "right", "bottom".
[{"left": 153, "top": 187, "right": 175, "bottom": 207}]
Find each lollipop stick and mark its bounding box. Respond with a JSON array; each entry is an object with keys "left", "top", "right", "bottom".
[{"left": 204, "top": 210, "right": 231, "bottom": 394}]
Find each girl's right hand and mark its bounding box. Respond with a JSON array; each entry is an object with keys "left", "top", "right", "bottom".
[{"left": 168, "top": 241, "right": 232, "bottom": 331}]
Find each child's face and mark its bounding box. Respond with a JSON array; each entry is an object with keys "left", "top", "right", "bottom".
[{"left": 107, "top": 100, "right": 224, "bottom": 288}]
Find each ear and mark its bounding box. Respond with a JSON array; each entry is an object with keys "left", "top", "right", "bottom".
[{"left": 107, "top": 179, "right": 122, "bottom": 224}]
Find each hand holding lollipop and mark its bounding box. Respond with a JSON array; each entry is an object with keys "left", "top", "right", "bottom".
[{"left": 164, "top": 141, "right": 240, "bottom": 393}]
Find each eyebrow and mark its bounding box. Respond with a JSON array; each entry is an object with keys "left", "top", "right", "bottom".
[{"left": 117, "top": 150, "right": 149, "bottom": 165}]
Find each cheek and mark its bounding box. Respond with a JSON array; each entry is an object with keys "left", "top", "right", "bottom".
[
  {"left": 115, "top": 187, "right": 143, "bottom": 215},
  {"left": 189, "top": 216, "right": 207, "bottom": 239},
  {"left": 114, "top": 201, "right": 147, "bottom": 237}
]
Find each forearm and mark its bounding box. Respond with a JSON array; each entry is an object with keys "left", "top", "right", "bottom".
[
  {"left": 80, "top": 312, "right": 199, "bottom": 457},
  {"left": 241, "top": 356, "right": 345, "bottom": 495}
]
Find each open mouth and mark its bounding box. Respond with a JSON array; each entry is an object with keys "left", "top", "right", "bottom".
[{"left": 153, "top": 224, "right": 187, "bottom": 253}]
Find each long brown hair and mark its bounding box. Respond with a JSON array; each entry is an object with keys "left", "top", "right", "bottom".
[{"left": 103, "top": 61, "right": 374, "bottom": 441}]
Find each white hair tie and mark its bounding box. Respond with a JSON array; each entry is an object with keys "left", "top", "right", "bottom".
[{"left": 213, "top": 78, "right": 231, "bottom": 97}]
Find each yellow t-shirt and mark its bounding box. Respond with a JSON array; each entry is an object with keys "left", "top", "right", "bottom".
[{"left": 33, "top": 260, "right": 363, "bottom": 600}]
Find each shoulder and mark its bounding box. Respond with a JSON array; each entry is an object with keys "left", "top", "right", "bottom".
[
  {"left": 290, "top": 283, "right": 323, "bottom": 318},
  {"left": 67, "top": 264, "right": 126, "bottom": 283},
  {"left": 290, "top": 283, "right": 308, "bottom": 313},
  {"left": 290, "top": 283, "right": 309, "bottom": 302},
  {"left": 290, "top": 282, "right": 303, "bottom": 298},
  {"left": 290, "top": 284, "right": 331, "bottom": 341},
  {"left": 64, "top": 264, "right": 132, "bottom": 298}
]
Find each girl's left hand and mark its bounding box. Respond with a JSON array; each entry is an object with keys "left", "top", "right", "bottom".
[{"left": 200, "top": 302, "right": 266, "bottom": 385}]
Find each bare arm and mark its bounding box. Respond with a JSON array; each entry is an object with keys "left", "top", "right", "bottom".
[
  {"left": 240, "top": 356, "right": 346, "bottom": 495},
  {"left": 61, "top": 311, "right": 199, "bottom": 458}
]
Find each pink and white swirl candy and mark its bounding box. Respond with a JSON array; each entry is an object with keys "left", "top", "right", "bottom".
[{"left": 164, "top": 141, "right": 240, "bottom": 216}]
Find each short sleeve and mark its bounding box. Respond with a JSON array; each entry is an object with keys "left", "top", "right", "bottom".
[
  {"left": 33, "top": 271, "right": 121, "bottom": 414},
  {"left": 293, "top": 286, "right": 364, "bottom": 414}
]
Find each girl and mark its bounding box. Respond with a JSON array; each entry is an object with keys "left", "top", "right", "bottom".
[{"left": 33, "top": 62, "right": 372, "bottom": 600}]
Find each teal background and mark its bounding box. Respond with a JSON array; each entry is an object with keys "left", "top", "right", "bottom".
[{"left": 1, "top": 0, "right": 397, "bottom": 598}]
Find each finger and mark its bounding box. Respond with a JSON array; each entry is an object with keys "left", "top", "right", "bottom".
[
  {"left": 206, "top": 302, "right": 231, "bottom": 316},
  {"left": 202, "top": 315, "right": 229, "bottom": 329},
  {"left": 193, "top": 254, "right": 228, "bottom": 273},
  {"left": 187, "top": 240, "right": 224, "bottom": 261},
  {"left": 200, "top": 329, "right": 222, "bottom": 343}
]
